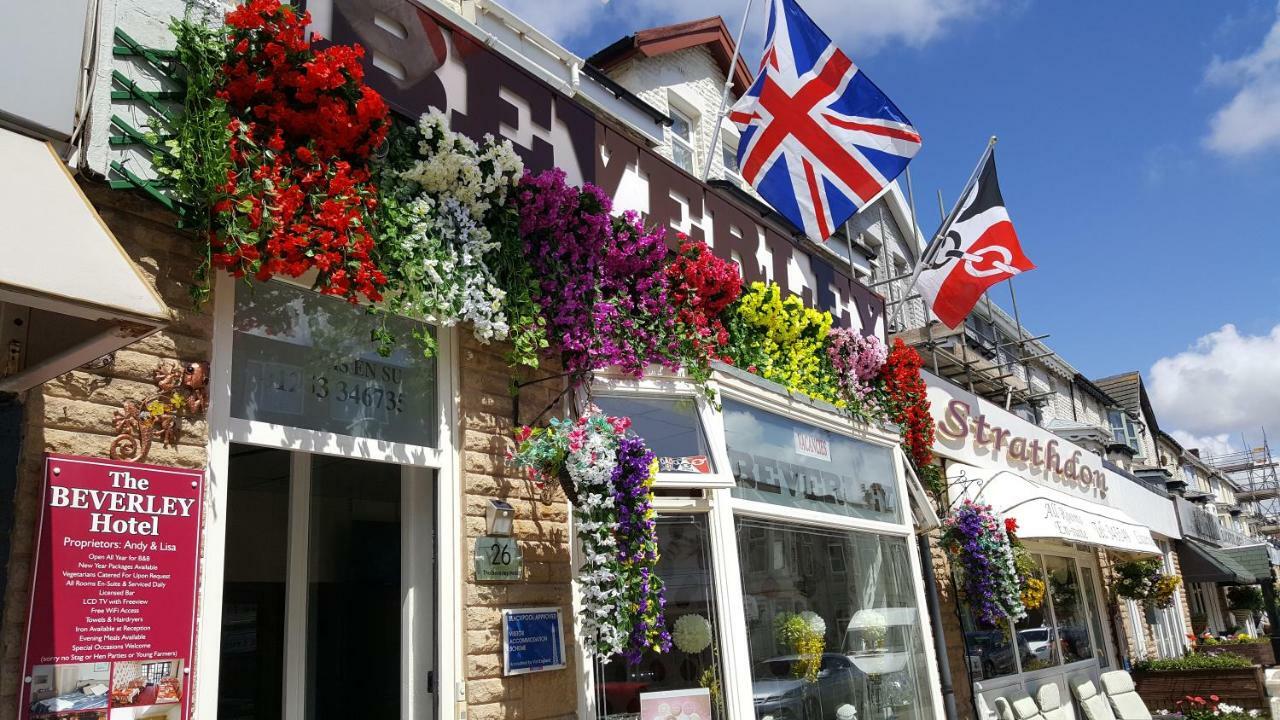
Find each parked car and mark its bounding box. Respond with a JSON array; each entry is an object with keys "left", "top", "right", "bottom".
[
  {"left": 1018, "top": 627, "right": 1055, "bottom": 663},
  {"left": 964, "top": 630, "right": 1025, "bottom": 678},
  {"left": 752, "top": 653, "right": 862, "bottom": 719}
]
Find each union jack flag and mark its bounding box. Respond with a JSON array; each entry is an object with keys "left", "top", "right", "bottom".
[{"left": 729, "top": 0, "right": 922, "bottom": 243}]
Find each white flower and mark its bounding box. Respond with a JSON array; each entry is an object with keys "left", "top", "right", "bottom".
[
  {"left": 673, "top": 613, "right": 713, "bottom": 654},
  {"left": 800, "top": 611, "right": 827, "bottom": 637}
]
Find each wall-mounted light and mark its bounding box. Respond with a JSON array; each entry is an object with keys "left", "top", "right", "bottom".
[{"left": 486, "top": 499, "right": 514, "bottom": 536}]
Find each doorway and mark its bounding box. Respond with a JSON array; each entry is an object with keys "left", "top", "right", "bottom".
[{"left": 216, "top": 443, "right": 436, "bottom": 720}]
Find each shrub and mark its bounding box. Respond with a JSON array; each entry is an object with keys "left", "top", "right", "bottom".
[{"left": 1133, "top": 652, "right": 1254, "bottom": 671}]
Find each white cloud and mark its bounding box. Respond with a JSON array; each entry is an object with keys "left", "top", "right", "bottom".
[
  {"left": 1204, "top": 2, "right": 1280, "bottom": 156},
  {"left": 1169, "top": 430, "right": 1237, "bottom": 458},
  {"left": 498, "top": 0, "right": 990, "bottom": 57},
  {"left": 1148, "top": 324, "right": 1280, "bottom": 455}
]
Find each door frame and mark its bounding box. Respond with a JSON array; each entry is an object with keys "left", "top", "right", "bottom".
[{"left": 196, "top": 272, "right": 462, "bottom": 720}]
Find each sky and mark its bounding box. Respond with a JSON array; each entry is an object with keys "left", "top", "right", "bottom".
[{"left": 500, "top": 0, "right": 1280, "bottom": 455}]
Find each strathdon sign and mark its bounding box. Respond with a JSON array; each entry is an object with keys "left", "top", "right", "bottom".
[{"left": 926, "top": 376, "right": 1109, "bottom": 502}]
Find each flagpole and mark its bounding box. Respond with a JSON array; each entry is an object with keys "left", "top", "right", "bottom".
[
  {"left": 887, "top": 135, "right": 997, "bottom": 332},
  {"left": 700, "top": 0, "right": 756, "bottom": 181}
]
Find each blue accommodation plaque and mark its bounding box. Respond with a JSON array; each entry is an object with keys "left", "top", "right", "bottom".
[{"left": 502, "top": 607, "right": 566, "bottom": 675}]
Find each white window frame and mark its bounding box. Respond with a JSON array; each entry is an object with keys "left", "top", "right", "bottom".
[
  {"left": 577, "top": 366, "right": 945, "bottom": 720},
  {"left": 667, "top": 100, "right": 698, "bottom": 173},
  {"left": 196, "top": 272, "right": 462, "bottom": 720},
  {"left": 720, "top": 132, "right": 743, "bottom": 186}
]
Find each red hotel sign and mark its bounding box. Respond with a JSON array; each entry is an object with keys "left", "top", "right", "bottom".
[{"left": 19, "top": 454, "right": 202, "bottom": 720}]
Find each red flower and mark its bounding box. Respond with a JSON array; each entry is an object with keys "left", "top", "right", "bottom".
[
  {"left": 1004, "top": 518, "right": 1018, "bottom": 536},
  {"left": 205, "top": 0, "right": 390, "bottom": 304}
]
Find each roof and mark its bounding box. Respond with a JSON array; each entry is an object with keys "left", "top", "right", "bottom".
[
  {"left": 588, "top": 16, "right": 753, "bottom": 96},
  {"left": 1094, "top": 370, "right": 1162, "bottom": 438}
]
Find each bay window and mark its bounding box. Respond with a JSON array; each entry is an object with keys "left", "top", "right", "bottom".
[{"left": 584, "top": 368, "right": 942, "bottom": 720}]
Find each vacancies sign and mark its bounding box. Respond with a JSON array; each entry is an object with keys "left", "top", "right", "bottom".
[{"left": 19, "top": 454, "right": 202, "bottom": 720}]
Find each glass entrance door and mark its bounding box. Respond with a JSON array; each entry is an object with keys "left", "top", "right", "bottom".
[{"left": 217, "top": 444, "right": 435, "bottom": 720}]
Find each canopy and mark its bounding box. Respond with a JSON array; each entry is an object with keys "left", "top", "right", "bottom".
[
  {"left": 1179, "top": 538, "right": 1255, "bottom": 584},
  {"left": 0, "top": 128, "right": 168, "bottom": 392},
  {"left": 0, "top": 128, "right": 168, "bottom": 323},
  {"left": 949, "top": 464, "right": 1161, "bottom": 555}
]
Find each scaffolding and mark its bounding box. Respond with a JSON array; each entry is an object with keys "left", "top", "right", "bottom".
[{"left": 1205, "top": 431, "right": 1280, "bottom": 535}]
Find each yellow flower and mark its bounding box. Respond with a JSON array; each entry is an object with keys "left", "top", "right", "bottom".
[{"left": 146, "top": 400, "right": 169, "bottom": 417}]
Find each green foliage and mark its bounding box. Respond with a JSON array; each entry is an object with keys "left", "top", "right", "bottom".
[
  {"left": 1228, "top": 585, "right": 1265, "bottom": 612},
  {"left": 1133, "top": 652, "right": 1254, "bottom": 671},
  {"left": 155, "top": 15, "right": 231, "bottom": 307}
]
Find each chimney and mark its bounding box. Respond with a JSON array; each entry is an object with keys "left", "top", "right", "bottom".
[{"left": 1190, "top": 449, "right": 1200, "bottom": 457}]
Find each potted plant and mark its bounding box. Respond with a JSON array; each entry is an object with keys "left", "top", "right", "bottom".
[
  {"left": 846, "top": 608, "right": 912, "bottom": 674},
  {"left": 1130, "top": 653, "right": 1267, "bottom": 712}
]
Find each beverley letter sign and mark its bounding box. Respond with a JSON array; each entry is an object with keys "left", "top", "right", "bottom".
[{"left": 19, "top": 454, "right": 202, "bottom": 720}]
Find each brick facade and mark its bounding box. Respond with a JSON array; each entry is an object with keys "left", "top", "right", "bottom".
[
  {"left": 0, "top": 183, "right": 210, "bottom": 720},
  {"left": 459, "top": 336, "right": 578, "bottom": 720}
]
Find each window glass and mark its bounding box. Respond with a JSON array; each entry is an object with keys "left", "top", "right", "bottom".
[
  {"left": 230, "top": 280, "right": 437, "bottom": 446},
  {"left": 306, "top": 456, "right": 402, "bottom": 720},
  {"left": 1079, "top": 566, "right": 1108, "bottom": 667},
  {"left": 592, "top": 395, "right": 715, "bottom": 474},
  {"left": 1012, "top": 554, "right": 1058, "bottom": 671},
  {"left": 219, "top": 444, "right": 290, "bottom": 719},
  {"left": 1043, "top": 555, "right": 1093, "bottom": 664},
  {"left": 721, "top": 142, "right": 739, "bottom": 174},
  {"left": 723, "top": 400, "right": 900, "bottom": 523},
  {"left": 737, "top": 519, "right": 935, "bottom": 720},
  {"left": 597, "top": 516, "right": 724, "bottom": 720},
  {"left": 669, "top": 107, "right": 696, "bottom": 172}
]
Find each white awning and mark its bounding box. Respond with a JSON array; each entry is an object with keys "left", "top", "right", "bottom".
[
  {"left": 0, "top": 127, "right": 168, "bottom": 323},
  {"left": 0, "top": 127, "right": 168, "bottom": 393},
  {"left": 949, "top": 464, "right": 1161, "bottom": 556}
]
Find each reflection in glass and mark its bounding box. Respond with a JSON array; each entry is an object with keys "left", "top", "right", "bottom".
[
  {"left": 230, "top": 280, "right": 437, "bottom": 446},
  {"left": 1012, "top": 554, "right": 1057, "bottom": 671},
  {"left": 1079, "top": 566, "right": 1109, "bottom": 667},
  {"left": 737, "top": 519, "right": 935, "bottom": 720},
  {"left": 1043, "top": 556, "right": 1093, "bottom": 664},
  {"left": 722, "top": 400, "right": 900, "bottom": 523},
  {"left": 597, "top": 516, "right": 724, "bottom": 719},
  {"left": 592, "top": 396, "right": 715, "bottom": 474},
  {"left": 218, "top": 445, "right": 290, "bottom": 720},
  {"left": 306, "top": 456, "right": 402, "bottom": 720}
]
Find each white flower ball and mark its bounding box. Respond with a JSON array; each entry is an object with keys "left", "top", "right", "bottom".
[
  {"left": 800, "top": 611, "right": 827, "bottom": 637},
  {"left": 673, "top": 613, "right": 714, "bottom": 654},
  {"left": 836, "top": 704, "right": 858, "bottom": 720}
]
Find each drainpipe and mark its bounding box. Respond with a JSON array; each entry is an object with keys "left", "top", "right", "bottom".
[
  {"left": 918, "top": 533, "right": 959, "bottom": 720},
  {"left": 1261, "top": 580, "right": 1280, "bottom": 661}
]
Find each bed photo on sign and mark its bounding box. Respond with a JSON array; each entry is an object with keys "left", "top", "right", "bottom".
[
  {"left": 111, "top": 660, "right": 184, "bottom": 706},
  {"left": 28, "top": 662, "right": 110, "bottom": 716}
]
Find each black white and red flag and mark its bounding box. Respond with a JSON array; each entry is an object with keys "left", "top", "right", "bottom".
[{"left": 915, "top": 147, "right": 1035, "bottom": 328}]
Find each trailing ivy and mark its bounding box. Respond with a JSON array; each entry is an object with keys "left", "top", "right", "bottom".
[{"left": 156, "top": 14, "right": 232, "bottom": 306}]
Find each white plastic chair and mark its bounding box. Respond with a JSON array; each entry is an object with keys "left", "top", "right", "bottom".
[
  {"left": 1100, "top": 670, "right": 1153, "bottom": 720},
  {"left": 1011, "top": 693, "right": 1046, "bottom": 720},
  {"left": 1036, "top": 683, "right": 1070, "bottom": 720},
  {"left": 994, "top": 696, "right": 1016, "bottom": 720},
  {"left": 1071, "top": 678, "right": 1119, "bottom": 720}
]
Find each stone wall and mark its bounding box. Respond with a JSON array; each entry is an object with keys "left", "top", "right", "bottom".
[
  {"left": 458, "top": 335, "right": 577, "bottom": 720},
  {"left": 0, "top": 183, "right": 210, "bottom": 720}
]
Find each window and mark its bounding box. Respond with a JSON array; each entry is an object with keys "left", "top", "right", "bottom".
[
  {"left": 596, "top": 516, "right": 723, "bottom": 720},
  {"left": 669, "top": 105, "right": 697, "bottom": 173},
  {"left": 737, "top": 520, "right": 935, "bottom": 720},
  {"left": 144, "top": 662, "right": 171, "bottom": 684},
  {"left": 593, "top": 395, "right": 715, "bottom": 474},
  {"left": 721, "top": 140, "right": 741, "bottom": 183},
  {"left": 959, "top": 552, "right": 1105, "bottom": 680},
  {"left": 722, "top": 399, "right": 900, "bottom": 523},
  {"left": 1108, "top": 410, "right": 1143, "bottom": 456}
]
